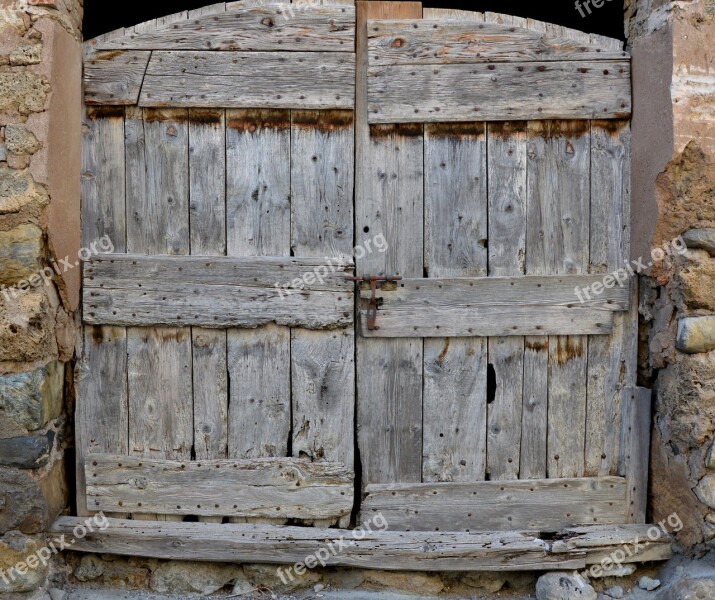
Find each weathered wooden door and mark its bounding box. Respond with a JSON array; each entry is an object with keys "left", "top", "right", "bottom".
[{"left": 78, "top": 1, "right": 646, "bottom": 533}]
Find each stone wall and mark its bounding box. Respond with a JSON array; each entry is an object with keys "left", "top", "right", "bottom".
[
  {"left": 627, "top": 0, "right": 715, "bottom": 552},
  {"left": 0, "top": 0, "right": 82, "bottom": 594}
]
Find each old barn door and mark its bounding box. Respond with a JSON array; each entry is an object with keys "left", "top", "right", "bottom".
[
  {"left": 78, "top": 1, "right": 644, "bottom": 532},
  {"left": 354, "top": 7, "right": 641, "bottom": 531}
]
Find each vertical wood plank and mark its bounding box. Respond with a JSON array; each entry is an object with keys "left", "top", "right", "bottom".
[
  {"left": 126, "top": 108, "right": 192, "bottom": 520},
  {"left": 79, "top": 107, "right": 127, "bottom": 517},
  {"left": 423, "top": 122, "right": 487, "bottom": 483},
  {"left": 527, "top": 121, "right": 590, "bottom": 479},
  {"left": 624, "top": 387, "right": 651, "bottom": 524},
  {"left": 357, "top": 123, "right": 424, "bottom": 486},
  {"left": 586, "top": 121, "right": 632, "bottom": 477},
  {"left": 487, "top": 122, "right": 527, "bottom": 481},
  {"left": 189, "top": 109, "right": 228, "bottom": 524},
  {"left": 226, "top": 109, "right": 291, "bottom": 524},
  {"left": 291, "top": 110, "right": 355, "bottom": 527},
  {"left": 356, "top": 2, "right": 423, "bottom": 490}
]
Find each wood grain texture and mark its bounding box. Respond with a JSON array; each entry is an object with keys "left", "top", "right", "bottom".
[
  {"left": 84, "top": 455, "right": 353, "bottom": 520},
  {"left": 358, "top": 275, "right": 628, "bottom": 338},
  {"left": 89, "top": 3, "right": 355, "bottom": 52},
  {"left": 356, "top": 122, "right": 424, "bottom": 486},
  {"left": 361, "top": 477, "right": 627, "bottom": 532},
  {"left": 624, "top": 388, "right": 651, "bottom": 524},
  {"left": 189, "top": 108, "right": 228, "bottom": 472},
  {"left": 368, "top": 20, "right": 628, "bottom": 66},
  {"left": 84, "top": 255, "right": 353, "bottom": 292},
  {"left": 84, "top": 50, "right": 151, "bottom": 105},
  {"left": 139, "top": 51, "right": 355, "bottom": 109},
  {"left": 487, "top": 122, "right": 527, "bottom": 481},
  {"left": 422, "top": 8, "right": 483, "bottom": 20},
  {"left": 586, "top": 121, "right": 633, "bottom": 477},
  {"left": 291, "top": 110, "right": 355, "bottom": 259},
  {"left": 367, "top": 61, "right": 631, "bottom": 123},
  {"left": 423, "top": 122, "right": 487, "bottom": 484},
  {"left": 526, "top": 121, "right": 591, "bottom": 479},
  {"left": 53, "top": 518, "right": 672, "bottom": 571}
]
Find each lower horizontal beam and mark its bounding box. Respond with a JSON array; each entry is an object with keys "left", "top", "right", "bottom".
[{"left": 51, "top": 519, "right": 671, "bottom": 571}]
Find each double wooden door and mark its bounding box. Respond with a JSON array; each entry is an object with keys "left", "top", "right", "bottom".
[{"left": 78, "top": 0, "right": 644, "bottom": 532}]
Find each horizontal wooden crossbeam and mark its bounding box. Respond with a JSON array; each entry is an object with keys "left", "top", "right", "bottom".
[
  {"left": 51, "top": 519, "right": 672, "bottom": 571},
  {"left": 358, "top": 275, "right": 629, "bottom": 337},
  {"left": 83, "top": 255, "right": 354, "bottom": 329},
  {"left": 85, "top": 455, "right": 354, "bottom": 520},
  {"left": 360, "top": 477, "right": 627, "bottom": 532}
]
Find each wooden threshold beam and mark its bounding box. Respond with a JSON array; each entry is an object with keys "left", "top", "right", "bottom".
[{"left": 51, "top": 519, "right": 672, "bottom": 571}]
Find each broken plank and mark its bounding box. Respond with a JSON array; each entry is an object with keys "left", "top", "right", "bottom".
[
  {"left": 367, "top": 61, "right": 631, "bottom": 123},
  {"left": 140, "top": 51, "right": 355, "bottom": 109},
  {"left": 85, "top": 455, "right": 353, "bottom": 520},
  {"left": 52, "top": 519, "right": 671, "bottom": 571}
]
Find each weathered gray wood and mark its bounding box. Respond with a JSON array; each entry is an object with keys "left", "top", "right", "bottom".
[
  {"left": 126, "top": 330, "right": 193, "bottom": 459},
  {"left": 521, "top": 338, "right": 549, "bottom": 479},
  {"left": 52, "top": 518, "right": 672, "bottom": 571},
  {"left": 361, "top": 477, "right": 627, "bottom": 532},
  {"left": 526, "top": 121, "right": 591, "bottom": 479},
  {"left": 624, "top": 388, "right": 651, "bottom": 524},
  {"left": 368, "top": 20, "right": 628, "bottom": 66},
  {"left": 84, "top": 255, "right": 353, "bottom": 292},
  {"left": 487, "top": 122, "right": 527, "bottom": 481},
  {"left": 79, "top": 106, "right": 128, "bottom": 518},
  {"left": 225, "top": 106, "right": 292, "bottom": 525},
  {"left": 421, "top": 8, "right": 483, "bottom": 21},
  {"left": 139, "top": 52, "right": 355, "bottom": 110},
  {"left": 586, "top": 121, "right": 633, "bottom": 477},
  {"left": 291, "top": 111, "right": 355, "bottom": 259},
  {"left": 290, "top": 109, "right": 356, "bottom": 527},
  {"left": 126, "top": 108, "right": 189, "bottom": 255},
  {"left": 357, "top": 122, "right": 424, "bottom": 486},
  {"left": 227, "top": 325, "right": 290, "bottom": 461},
  {"left": 226, "top": 109, "right": 291, "bottom": 256},
  {"left": 90, "top": 3, "right": 355, "bottom": 52},
  {"left": 125, "top": 108, "right": 192, "bottom": 521},
  {"left": 84, "top": 50, "right": 151, "bottom": 105},
  {"left": 84, "top": 283, "right": 353, "bottom": 329},
  {"left": 358, "top": 275, "right": 628, "bottom": 338},
  {"left": 188, "top": 108, "right": 228, "bottom": 478},
  {"left": 291, "top": 329, "right": 355, "bottom": 469},
  {"left": 367, "top": 61, "right": 631, "bottom": 123},
  {"left": 423, "top": 122, "right": 487, "bottom": 484},
  {"left": 82, "top": 107, "right": 126, "bottom": 249},
  {"left": 84, "top": 455, "right": 353, "bottom": 520}
]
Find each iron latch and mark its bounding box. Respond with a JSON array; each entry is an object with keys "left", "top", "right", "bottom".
[{"left": 346, "top": 275, "right": 402, "bottom": 331}]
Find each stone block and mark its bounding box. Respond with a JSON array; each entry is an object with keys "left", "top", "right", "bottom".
[
  {"left": 0, "top": 289, "right": 59, "bottom": 363},
  {"left": 4, "top": 124, "right": 42, "bottom": 156},
  {"left": 0, "top": 361, "right": 63, "bottom": 431},
  {"left": 660, "top": 578, "right": 715, "bottom": 600},
  {"left": 9, "top": 43, "right": 43, "bottom": 66},
  {"left": 0, "top": 223, "right": 43, "bottom": 287},
  {"left": 678, "top": 251, "right": 715, "bottom": 312},
  {"left": 0, "top": 531, "right": 48, "bottom": 593},
  {"left": 677, "top": 317, "right": 715, "bottom": 354},
  {"left": 0, "top": 72, "right": 50, "bottom": 115},
  {"left": 364, "top": 571, "right": 444, "bottom": 595},
  {"left": 149, "top": 561, "right": 242, "bottom": 597},
  {"left": 683, "top": 228, "right": 715, "bottom": 257},
  {"left": 0, "top": 431, "right": 53, "bottom": 468},
  {"left": 0, "top": 458, "right": 66, "bottom": 535},
  {"left": 535, "top": 573, "right": 596, "bottom": 600},
  {"left": 695, "top": 475, "right": 715, "bottom": 510},
  {"left": 0, "top": 165, "right": 49, "bottom": 214}
]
